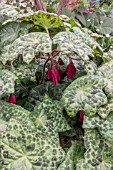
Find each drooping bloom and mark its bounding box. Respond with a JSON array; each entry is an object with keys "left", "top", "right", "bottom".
[
  {"left": 9, "top": 93, "right": 16, "bottom": 104},
  {"left": 85, "top": 9, "right": 91, "bottom": 13},
  {"left": 46, "top": 66, "right": 59, "bottom": 85},
  {"left": 79, "top": 111, "right": 84, "bottom": 121},
  {"left": 51, "top": 66, "right": 59, "bottom": 85},
  {"left": 66, "top": 61, "right": 76, "bottom": 79},
  {"left": 46, "top": 68, "right": 52, "bottom": 80}
]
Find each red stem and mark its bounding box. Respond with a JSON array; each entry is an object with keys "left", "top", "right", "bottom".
[
  {"left": 36, "top": 55, "right": 47, "bottom": 60},
  {"left": 67, "top": 54, "right": 81, "bottom": 61},
  {"left": 39, "top": 56, "right": 50, "bottom": 84}
]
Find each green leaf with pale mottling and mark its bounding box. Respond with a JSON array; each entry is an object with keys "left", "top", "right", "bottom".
[
  {"left": 0, "top": 4, "right": 19, "bottom": 25},
  {"left": 61, "top": 75, "right": 107, "bottom": 117},
  {"left": 0, "top": 118, "right": 65, "bottom": 170},
  {"left": 53, "top": 31, "right": 93, "bottom": 60},
  {"left": 58, "top": 141, "right": 84, "bottom": 170},
  {"left": 1, "top": 32, "right": 52, "bottom": 64},
  {"left": 0, "top": 69, "right": 17, "bottom": 95},
  {"left": 0, "top": 21, "right": 33, "bottom": 47}
]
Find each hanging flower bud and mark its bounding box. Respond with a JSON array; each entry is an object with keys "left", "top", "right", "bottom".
[
  {"left": 9, "top": 93, "right": 16, "bottom": 104},
  {"left": 46, "top": 67, "right": 52, "bottom": 80},
  {"left": 79, "top": 111, "right": 84, "bottom": 121},
  {"left": 66, "top": 61, "right": 76, "bottom": 79},
  {"left": 51, "top": 66, "right": 59, "bottom": 85}
]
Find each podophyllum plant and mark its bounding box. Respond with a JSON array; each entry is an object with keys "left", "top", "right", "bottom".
[{"left": 0, "top": 2, "right": 113, "bottom": 170}]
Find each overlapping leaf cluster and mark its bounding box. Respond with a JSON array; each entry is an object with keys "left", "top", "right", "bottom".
[
  {"left": 0, "top": 2, "right": 113, "bottom": 170},
  {"left": 62, "top": 60, "right": 113, "bottom": 169}
]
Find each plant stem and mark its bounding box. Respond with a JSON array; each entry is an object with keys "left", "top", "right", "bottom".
[
  {"left": 40, "top": 56, "right": 50, "bottom": 84},
  {"left": 67, "top": 54, "right": 81, "bottom": 61},
  {"left": 19, "top": 84, "right": 29, "bottom": 94}
]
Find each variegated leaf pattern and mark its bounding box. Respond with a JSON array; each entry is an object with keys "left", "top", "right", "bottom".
[
  {"left": 53, "top": 31, "right": 94, "bottom": 60},
  {"left": 0, "top": 3, "right": 19, "bottom": 25},
  {"left": 76, "top": 129, "right": 113, "bottom": 170},
  {"left": 1, "top": 32, "right": 52, "bottom": 64},
  {"left": 61, "top": 75, "right": 107, "bottom": 117},
  {"left": 0, "top": 69, "right": 17, "bottom": 95}
]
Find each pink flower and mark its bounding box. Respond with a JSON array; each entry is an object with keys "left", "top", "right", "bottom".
[
  {"left": 20, "top": 9, "right": 25, "bottom": 14},
  {"left": 26, "top": 7, "right": 31, "bottom": 12},
  {"left": 66, "top": 61, "right": 76, "bottom": 79},
  {"left": 85, "top": 9, "right": 91, "bottom": 13},
  {"left": 79, "top": 111, "right": 84, "bottom": 121},
  {"left": 46, "top": 66, "right": 59, "bottom": 85},
  {"left": 9, "top": 94, "right": 16, "bottom": 104},
  {"left": 51, "top": 66, "right": 59, "bottom": 85}
]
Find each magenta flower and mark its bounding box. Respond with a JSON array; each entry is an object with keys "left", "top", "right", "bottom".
[
  {"left": 79, "top": 111, "right": 84, "bottom": 121},
  {"left": 85, "top": 9, "right": 91, "bottom": 13},
  {"left": 46, "top": 66, "right": 59, "bottom": 85},
  {"left": 66, "top": 61, "right": 76, "bottom": 79},
  {"left": 51, "top": 66, "right": 59, "bottom": 85},
  {"left": 9, "top": 93, "right": 16, "bottom": 104}
]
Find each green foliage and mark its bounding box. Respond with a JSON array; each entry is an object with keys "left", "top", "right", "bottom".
[
  {"left": 62, "top": 75, "right": 107, "bottom": 117},
  {"left": 0, "top": 3, "right": 19, "bottom": 25},
  {"left": 53, "top": 31, "right": 94, "bottom": 60},
  {"left": 0, "top": 69, "right": 17, "bottom": 95},
  {"left": 1, "top": 2, "right": 113, "bottom": 170},
  {"left": 1, "top": 32, "right": 52, "bottom": 64},
  {"left": 58, "top": 141, "right": 85, "bottom": 170}
]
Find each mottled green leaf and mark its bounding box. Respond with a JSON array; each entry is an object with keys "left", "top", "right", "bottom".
[
  {"left": 58, "top": 141, "right": 84, "bottom": 170},
  {"left": 0, "top": 69, "right": 17, "bottom": 95},
  {"left": 62, "top": 75, "right": 107, "bottom": 117},
  {"left": 31, "top": 95, "right": 71, "bottom": 134},
  {"left": 24, "top": 82, "right": 70, "bottom": 111},
  {"left": 1, "top": 32, "right": 52, "bottom": 64},
  {"left": 0, "top": 118, "right": 65, "bottom": 170},
  {"left": 0, "top": 4, "right": 19, "bottom": 25},
  {"left": 76, "top": 129, "right": 113, "bottom": 170},
  {"left": 97, "top": 60, "right": 113, "bottom": 98},
  {"left": 53, "top": 31, "right": 93, "bottom": 60},
  {"left": 0, "top": 21, "right": 33, "bottom": 47},
  {"left": 83, "top": 112, "right": 113, "bottom": 141}
]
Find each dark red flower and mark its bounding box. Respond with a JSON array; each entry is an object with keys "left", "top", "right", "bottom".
[
  {"left": 46, "top": 66, "right": 59, "bottom": 85},
  {"left": 46, "top": 67, "right": 52, "bottom": 80},
  {"left": 66, "top": 61, "right": 76, "bottom": 79},
  {"left": 51, "top": 66, "right": 59, "bottom": 85},
  {"left": 9, "top": 93, "right": 16, "bottom": 104},
  {"left": 79, "top": 111, "right": 84, "bottom": 121}
]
